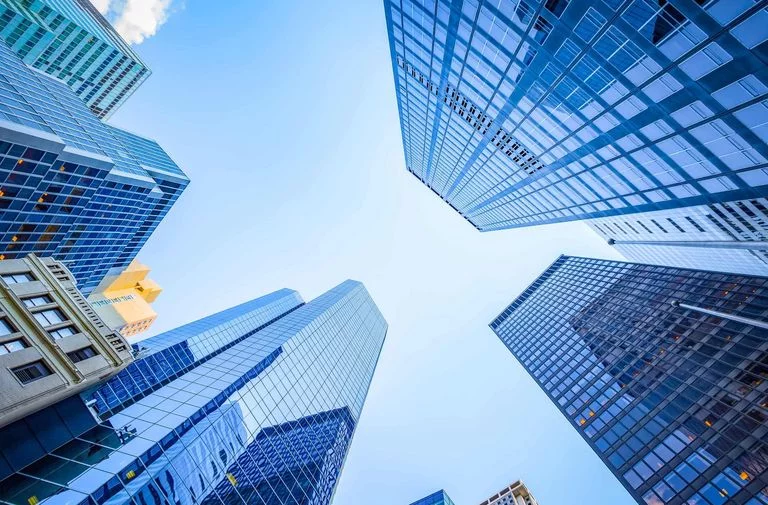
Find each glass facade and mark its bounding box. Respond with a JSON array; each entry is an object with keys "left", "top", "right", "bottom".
[
  {"left": 0, "top": 279, "right": 387, "bottom": 505},
  {"left": 0, "top": 0, "right": 150, "bottom": 118},
  {"left": 491, "top": 256, "right": 768, "bottom": 504},
  {"left": 385, "top": 0, "right": 768, "bottom": 231},
  {"left": 409, "top": 490, "right": 457, "bottom": 505},
  {"left": 588, "top": 199, "right": 768, "bottom": 277},
  {"left": 0, "top": 38, "right": 188, "bottom": 295}
]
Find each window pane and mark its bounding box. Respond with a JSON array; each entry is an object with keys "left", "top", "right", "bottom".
[
  {"left": 0, "top": 318, "right": 13, "bottom": 336},
  {"left": 23, "top": 295, "right": 52, "bottom": 308},
  {"left": 2, "top": 273, "right": 33, "bottom": 284},
  {"left": 3, "top": 339, "right": 27, "bottom": 353},
  {"left": 50, "top": 326, "right": 76, "bottom": 340},
  {"left": 35, "top": 309, "right": 67, "bottom": 327},
  {"left": 12, "top": 361, "right": 52, "bottom": 384}
]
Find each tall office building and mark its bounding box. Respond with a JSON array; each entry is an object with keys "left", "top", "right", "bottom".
[
  {"left": 490, "top": 256, "right": 768, "bottom": 505},
  {"left": 409, "top": 490, "right": 458, "bottom": 505},
  {"left": 0, "top": 0, "right": 150, "bottom": 118},
  {"left": 0, "top": 279, "right": 387, "bottom": 505},
  {"left": 0, "top": 253, "right": 132, "bottom": 429},
  {"left": 385, "top": 0, "right": 768, "bottom": 231},
  {"left": 0, "top": 37, "right": 188, "bottom": 295},
  {"left": 408, "top": 481, "right": 537, "bottom": 505},
  {"left": 479, "top": 481, "right": 538, "bottom": 505},
  {"left": 587, "top": 198, "right": 768, "bottom": 276},
  {"left": 87, "top": 260, "right": 162, "bottom": 337}
]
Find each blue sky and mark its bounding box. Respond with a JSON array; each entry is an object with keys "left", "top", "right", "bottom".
[{"left": 107, "top": 1, "right": 635, "bottom": 503}]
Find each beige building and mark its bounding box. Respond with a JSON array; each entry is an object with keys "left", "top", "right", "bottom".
[
  {"left": 86, "top": 260, "right": 162, "bottom": 337},
  {"left": 0, "top": 254, "right": 133, "bottom": 429},
  {"left": 479, "top": 481, "right": 538, "bottom": 505}
]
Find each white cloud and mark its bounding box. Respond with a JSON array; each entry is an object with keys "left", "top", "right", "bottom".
[
  {"left": 89, "top": 0, "right": 111, "bottom": 14},
  {"left": 89, "top": 0, "right": 175, "bottom": 45}
]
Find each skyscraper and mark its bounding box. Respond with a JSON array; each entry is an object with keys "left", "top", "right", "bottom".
[
  {"left": 407, "top": 481, "right": 538, "bottom": 505},
  {"left": 385, "top": 0, "right": 768, "bottom": 231},
  {"left": 587, "top": 198, "right": 768, "bottom": 276},
  {"left": 478, "top": 481, "right": 538, "bottom": 505},
  {"left": 0, "top": 279, "right": 387, "bottom": 505},
  {"left": 0, "top": 0, "right": 150, "bottom": 118},
  {"left": 0, "top": 37, "right": 188, "bottom": 295},
  {"left": 409, "top": 490, "right": 458, "bottom": 505},
  {"left": 490, "top": 256, "right": 768, "bottom": 505}
]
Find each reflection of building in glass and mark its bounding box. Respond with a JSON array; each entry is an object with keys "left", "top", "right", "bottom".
[
  {"left": 0, "top": 0, "right": 150, "bottom": 118},
  {"left": 491, "top": 256, "right": 768, "bottom": 504},
  {"left": 588, "top": 199, "right": 768, "bottom": 276},
  {"left": 0, "top": 280, "right": 387, "bottom": 505},
  {"left": 203, "top": 407, "right": 355, "bottom": 505},
  {"left": 385, "top": 0, "right": 768, "bottom": 235},
  {"left": 127, "top": 403, "right": 249, "bottom": 505},
  {"left": 0, "top": 33, "right": 188, "bottom": 295},
  {"left": 0, "top": 254, "right": 132, "bottom": 429},
  {"left": 87, "top": 260, "right": 162, "bottom": 337}
]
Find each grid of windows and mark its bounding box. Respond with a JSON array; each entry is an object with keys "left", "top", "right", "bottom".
[
  {"left": 0, "top": 280, "right": 388, "bottom": 505},
  {"left": 0, "top": 0, "right": 150, "bottom": 118},
  {"left": 589, "top": 198, "right": 768, "bottom": 276},
  {"left": 385, "top": 0, "right": 768, "bottom": 231},
  {"left": 491, "top": 256, "right": 768, "bottom": 504},
  {"left": 0, "top": 39, "right": 189, "bottom": 294}
]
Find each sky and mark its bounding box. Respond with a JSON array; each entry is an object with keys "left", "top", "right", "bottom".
[{"left": 104, "top": 1, "right": 635, "bottom": 503}]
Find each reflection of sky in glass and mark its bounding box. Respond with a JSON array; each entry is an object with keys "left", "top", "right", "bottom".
[
  {"left": 6, "top": 280, "right": 386, "bottom": 505},
  {"left": 386, "top": 0, "right": 768, "bottom": 231},
  {"left": 492, "top": 256, "right": 768, "bottom": 504},
  {"left": 0, "top": 39, "right": 188, "bottom": 294}
]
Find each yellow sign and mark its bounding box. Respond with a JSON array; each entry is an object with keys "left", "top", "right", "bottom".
[{"left": 227, "top": 473, "right": 237, "bottom": 486}]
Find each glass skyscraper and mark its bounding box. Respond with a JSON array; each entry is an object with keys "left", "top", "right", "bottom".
[
  {"left": 491, "top": 256, "right": 768, "bottom": 505},
  {"left": 0, "top": 0, "right": 150, "bottom": 118},
  {"left": 409, "top": 490, "right": 458, "bottom": 505},
  {"left": 588, "top": 198, "right": 768, "bottom": 277},
  {"left": 407, "top": 481, "right": 537, "bottom": 505},
  {"left": 385, "top": 0, "right": 768, "bottom": 231},
  {"left": 0, "top": 279, "right": 387, "bottom": 505},
  {"left": 0, "top": 36, "right": 188, "bottom": 295}
]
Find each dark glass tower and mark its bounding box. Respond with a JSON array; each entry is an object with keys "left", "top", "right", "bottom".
[
  {"left": 0, "top": 280, "right": 387, "bottom": 505},
  {"left": 491, "top": 256, "right": 768, "bottom": 505},
  {"left": 384, "top": 0, "right": 768, "bottom": 231},
  {"left": 0, "top": 37, "right": 188, "bottom": 295}
]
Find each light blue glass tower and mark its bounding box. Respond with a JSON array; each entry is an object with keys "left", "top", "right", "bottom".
[
  {"left": 0, "top": 37, "right": 188, "bottom": 295},
  {"left": 385, "top": 0, "right": 768, "bottom": 231},
  {"left": 0, "top": 279, "right": 387, "bottom": 505},
  {"left": 491, "top": 256, "right": 768, "bottom": 505},
  {"left": 0, "top": 0, "right": 150, "bottom": 118},
  {"left": 409, "top": 490, "right": 457, "bottom": 505}
]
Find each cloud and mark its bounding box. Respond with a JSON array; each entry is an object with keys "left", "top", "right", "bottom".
[
  {"left": 89, "top": 0, "right": 175, "bottom": 45},
  {"left": 89, "top": 0, "right": 111, "bottom": 14}
]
